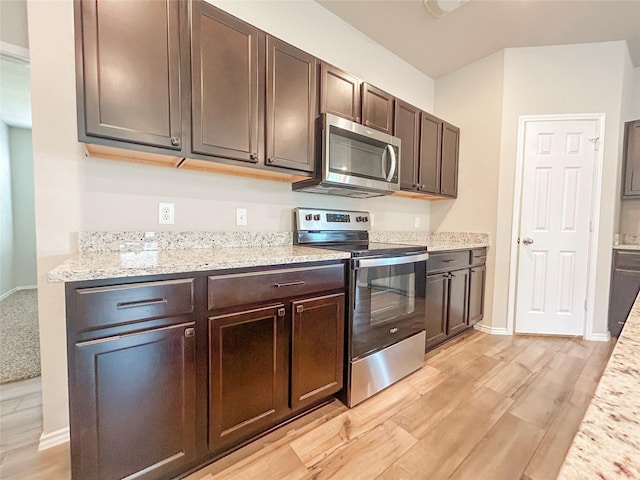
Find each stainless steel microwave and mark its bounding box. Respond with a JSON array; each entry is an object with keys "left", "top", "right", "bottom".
[{"left": 293, "top": 113, "right": 401, "bottom": 198}]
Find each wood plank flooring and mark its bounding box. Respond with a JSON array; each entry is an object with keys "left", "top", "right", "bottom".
[{"left": 0, "top": 331, "right": 614, "bottom": 480}]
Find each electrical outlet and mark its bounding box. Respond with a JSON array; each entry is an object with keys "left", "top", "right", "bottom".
[
  {"left": 236, "top": 208, "right": 247, "bottom": 226},
  {"left": 414, "top": 216, "right": 421, "bottom": 228},
  {"left": 158, "top": 202, "right": 175, "bottom": 225}
]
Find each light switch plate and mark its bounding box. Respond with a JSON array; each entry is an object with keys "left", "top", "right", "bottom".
[{"left": 236, "top": 208, "right": 247, "bottom": 226}]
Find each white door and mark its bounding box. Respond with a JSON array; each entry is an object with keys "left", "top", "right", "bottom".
[{"left": 515, "top": 119, "right": 598, "bottom": 335}]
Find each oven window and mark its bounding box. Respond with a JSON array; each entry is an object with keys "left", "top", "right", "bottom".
[{"left": 352, "top": 261, "right": 426, "bottom": 359}]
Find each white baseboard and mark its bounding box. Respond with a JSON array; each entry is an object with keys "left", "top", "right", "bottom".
[
  {"left": 586, "top": 332, "right": 611, "bottom": 342},
  {"left": 0, "top": 285, "right": 38, "bottom": 301},
  {"left": 474, "top": 323, "right": 511, "bottom": 335},
  {"left": 39, "top": 426, "right": 70, "bottom": 451}
]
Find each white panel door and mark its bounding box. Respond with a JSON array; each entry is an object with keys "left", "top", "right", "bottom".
[{"left": 515, "top": 119, "right": 597, "bottom": 335}]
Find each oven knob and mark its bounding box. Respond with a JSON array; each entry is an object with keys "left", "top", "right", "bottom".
[
  {"left": 363, "top": 216, "right": 369, "bottom": 222},
  {"left": 356, "top": 216, "right": 362, "bottom": 222},
  {"left": 305, "top": 214, "right": 312, "bottom": 221},
  {"left": 313, "top": 214, "right": 321, "bottom": 221}
]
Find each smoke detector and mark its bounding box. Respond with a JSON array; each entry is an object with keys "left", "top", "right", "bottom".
[{"left": 424, "top": 0, "right": 469, "bottom": 18}]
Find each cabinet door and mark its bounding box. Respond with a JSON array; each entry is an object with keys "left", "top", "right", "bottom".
[
  {"left": 191, "top": 2, "right": 263, "bottom": 163},
  {"left": 78, "top": 0, "right": 183, "bottom": 150},
  {"left": 291, "top": 293, "right": 345, "bottom": 410},
  {"left": 395, "top": 100, "right": 421, "bottom": 190},
  {"left": 208, "top": 305, "right": 287, "bottom": 452},
  {"left": 362, "top": 83, "right": 395, "bottom": 135},
  {"left": 419, "top": 112, "right": 442, "bottom": 194},
  {"left": 440, "top": 121, "right": 460, "bottom": 197},
  {"left": 266, "top": 36, "right": 317, "bottom": 173},
  {"left": 320, "top": 63, "right": 361, "bottom": 123},
  {"left": 622, "top": 120, "right": 640, "bottom": 198},
  {"left": 425, "top": 273, "right": 448, "bottom": 350},
  {"left": 608, "top": 268, "right": 640, "bottom": 337},
  {"left": 72, "top": 323, "right": 196, "bottom": 480},
  {"left": 448, "top": 269, "right": 470, "bottom": 336},
  {"left": 468, "top": 265, "right": 486, "bottom": 325}
]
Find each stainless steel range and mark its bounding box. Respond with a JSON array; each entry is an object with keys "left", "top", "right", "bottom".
[{"left": 294, "top": 208, "right": 428, "bottom": 407}]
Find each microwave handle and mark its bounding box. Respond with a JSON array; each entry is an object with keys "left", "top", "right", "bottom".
[{"left": 384, "top": 144, "right": 397, "bottom": 182}]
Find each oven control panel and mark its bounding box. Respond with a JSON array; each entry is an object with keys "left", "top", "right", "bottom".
[{"left": 294, "top": 208, "right": 370, "bottom": 231}]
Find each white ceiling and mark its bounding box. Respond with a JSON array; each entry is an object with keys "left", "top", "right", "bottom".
[
  {"left": 0, "top": 57, "right": 31, "bottom": 129},
  {"left": 317, "top": 0, "right": 640, "bottom": 79}
]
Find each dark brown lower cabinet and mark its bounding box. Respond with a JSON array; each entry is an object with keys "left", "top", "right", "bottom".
[
  {"left": 425, "top": 273, "right": 448, "bottom": 349},
  {"left": 72, "top": 322, "right": 196, "bottom": 480},
  {"left": 608, "top": 250, "right": 640, "bottom": 337},
  {"left": 208, "top": 305, "right": 287, "bottom": 452},
  {"left": 425, "top": 249, "right": 486, "bottom": 351},
  {"left": 468, "top": 265, "right": 486, "bottom": 325},
  {"left": 291, "top": 294, "right": 345, "bottom": 410},
  {"left": 447, "top": 269, "right": 469, "bottom": 336}
]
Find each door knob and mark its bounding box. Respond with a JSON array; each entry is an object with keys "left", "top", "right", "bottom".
[{"left": 522, "top": 237, "right": 534, "bottom": 245}]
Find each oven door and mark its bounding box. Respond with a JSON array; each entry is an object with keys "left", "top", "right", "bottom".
[{"left": 350, "top": 252, "right": 428, "bottom": 359}]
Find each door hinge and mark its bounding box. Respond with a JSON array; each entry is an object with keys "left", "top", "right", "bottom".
[
  {"left": 584, "top": 299, "right": 588, "bottom": 311},
  {"left": 588, "top": 137, "right": 600, "bottom": 151}
]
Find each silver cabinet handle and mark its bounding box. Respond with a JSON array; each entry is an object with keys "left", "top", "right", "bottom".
[
  {"left": 274, "top": 281, "right": 305, "bottom": 288},
  {"left": 522, "top": 237, "right": 534, "bottom": 245},
  {"left": 116, "top": 298, "right": 167, "bottom": 309}
]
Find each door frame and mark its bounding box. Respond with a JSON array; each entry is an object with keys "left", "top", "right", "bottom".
[{"left": 506, "top": 113, "right": 606, "bottom": 340}]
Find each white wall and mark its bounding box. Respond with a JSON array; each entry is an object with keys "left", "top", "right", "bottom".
[
  {"left": 0, "top": 121, "right": 14, "bottom": 297},
  {"left": 0, "top": 0, "right": 29, "bottom": 49},
  {"left": 618, "top": 66, "right": 640, "bottom": 235},
  {"left": 9, "top": 127, "right": 36, "bottom": 287},
  {"left": 492, "top": 41, "right": 630, "bottom": 336},
  {"left": 432, "top": 50, "right": 505, "bottom": 330},
  {"left": 27, "top": 0, "right": 436, "bottom": 436}
]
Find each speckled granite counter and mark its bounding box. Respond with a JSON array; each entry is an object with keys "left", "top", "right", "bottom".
[
  {"left": 48, "top": 245, "right": 350, "bottom": 283},
  {"left": 370, "top": 231, "right": 490, "bottom": 252},
  {"left": 613, "top": 233, "right": 640, "bottom": 251},
  {"left": 558, "top": 292, "right": 640, "bottom": 479}
]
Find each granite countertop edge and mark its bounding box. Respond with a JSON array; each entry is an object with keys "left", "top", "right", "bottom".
[
  {"left": 613, "top": 244, "right": 640, "bottom": 251},
  {"left": 557, "top": 292, "right": 640, "bottom": 479}
]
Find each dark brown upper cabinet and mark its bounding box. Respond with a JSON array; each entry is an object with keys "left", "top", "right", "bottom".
[
  {"left": 394, "top": 100, "right": 421, "bottom": 190},
  {"left": 362, "top": 83, "right": 395, "bottom": 135},
  {"left": 622, "top": 120, "right": 640, "bottom": 198},
  {"left": 440, "top": 121, "right": 460, "bottom": 198},
  {"left": 266, "top": 36, "right": 318, "bottom": 173},
  {"left": 320, "top": 63, "right": 362, "bottom": 123},
  {"left": 191, "top": 2, "right": 264, "bottom": 164},
  {"left": 419, "top": 111, "right": 443, "bottom": 194},
  {"left": 76, "top": 0, "right": 185, "bottom": 152}
]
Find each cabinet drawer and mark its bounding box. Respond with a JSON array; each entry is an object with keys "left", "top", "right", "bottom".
[
  {"left": 75, "top": 279, "right": 194, "bottom": 332},
  {"left": 427, "top": 251, "right": 470, "bottom": 273},
  {"left": 470, "top": 248, "right": 487, "bottom": 266},
  {"left": 614, "top": 250, "right": 640, "bottom": 271},
  {"left": 208, "top": 264, "right": 345, "bottom": 310}
]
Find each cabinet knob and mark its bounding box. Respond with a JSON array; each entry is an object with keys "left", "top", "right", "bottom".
[
  {"left": 296, "top": 305, "right": 304, "bottom": 314},
  {"left": 356, "top": 116, "right": 360, "bottom": 122},
  {"left": 170, "top": 137, "right": 181, "bottom": 147},
  {"left": 250, "top": 152, "right": 258, "bottom": 161},
  {"left": 412, "top": 183, "right": 418, "bottom": 188},
  {"left": 277, "top": 308, "right": 286, "bottom": 317},
  {"left": 184, "top": 327, "right": 195, "bottom": 338},
  {"left": 266, "top": 157, "right": 274, "bottom": 164}
]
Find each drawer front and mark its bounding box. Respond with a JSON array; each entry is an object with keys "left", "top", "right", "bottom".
[
  {"left": 427, "top": 251, "right": 470, "bottom": 273},
  {"left": 75, "top": 279, "right": 194, "bottom": 332},
  {"left": 470, "top": 248, "right": 487, "bottom": 266},
  {"left": 614, "top": 250, "right": 640, "bottom": 271},
  {"left": 208, "top": 264, "right": 345, "bottom": 310}
]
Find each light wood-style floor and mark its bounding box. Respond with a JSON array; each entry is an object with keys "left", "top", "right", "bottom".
[{"left": 0, "top": 331, "right": 614, "bottom": 480}]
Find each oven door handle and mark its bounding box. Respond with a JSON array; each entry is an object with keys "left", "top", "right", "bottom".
[{"left": 354, "top": 252, "right": 429, "bottom": 269}]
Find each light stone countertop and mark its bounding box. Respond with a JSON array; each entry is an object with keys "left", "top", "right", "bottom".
[
  {"left": 558, "top": 292, "right": 640, "bottom": 479},
  {"left": 613, "top": 244, "right": 640, "bottom": 251},
  {"left": 613, "top": 234, "right": 640, "bottom": 251},
  {"left": 48, "top": 246, "right": 350, "bottom": 283},
  {"left": 370, "top": 231, "right": 490, "bottom": 252}
]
